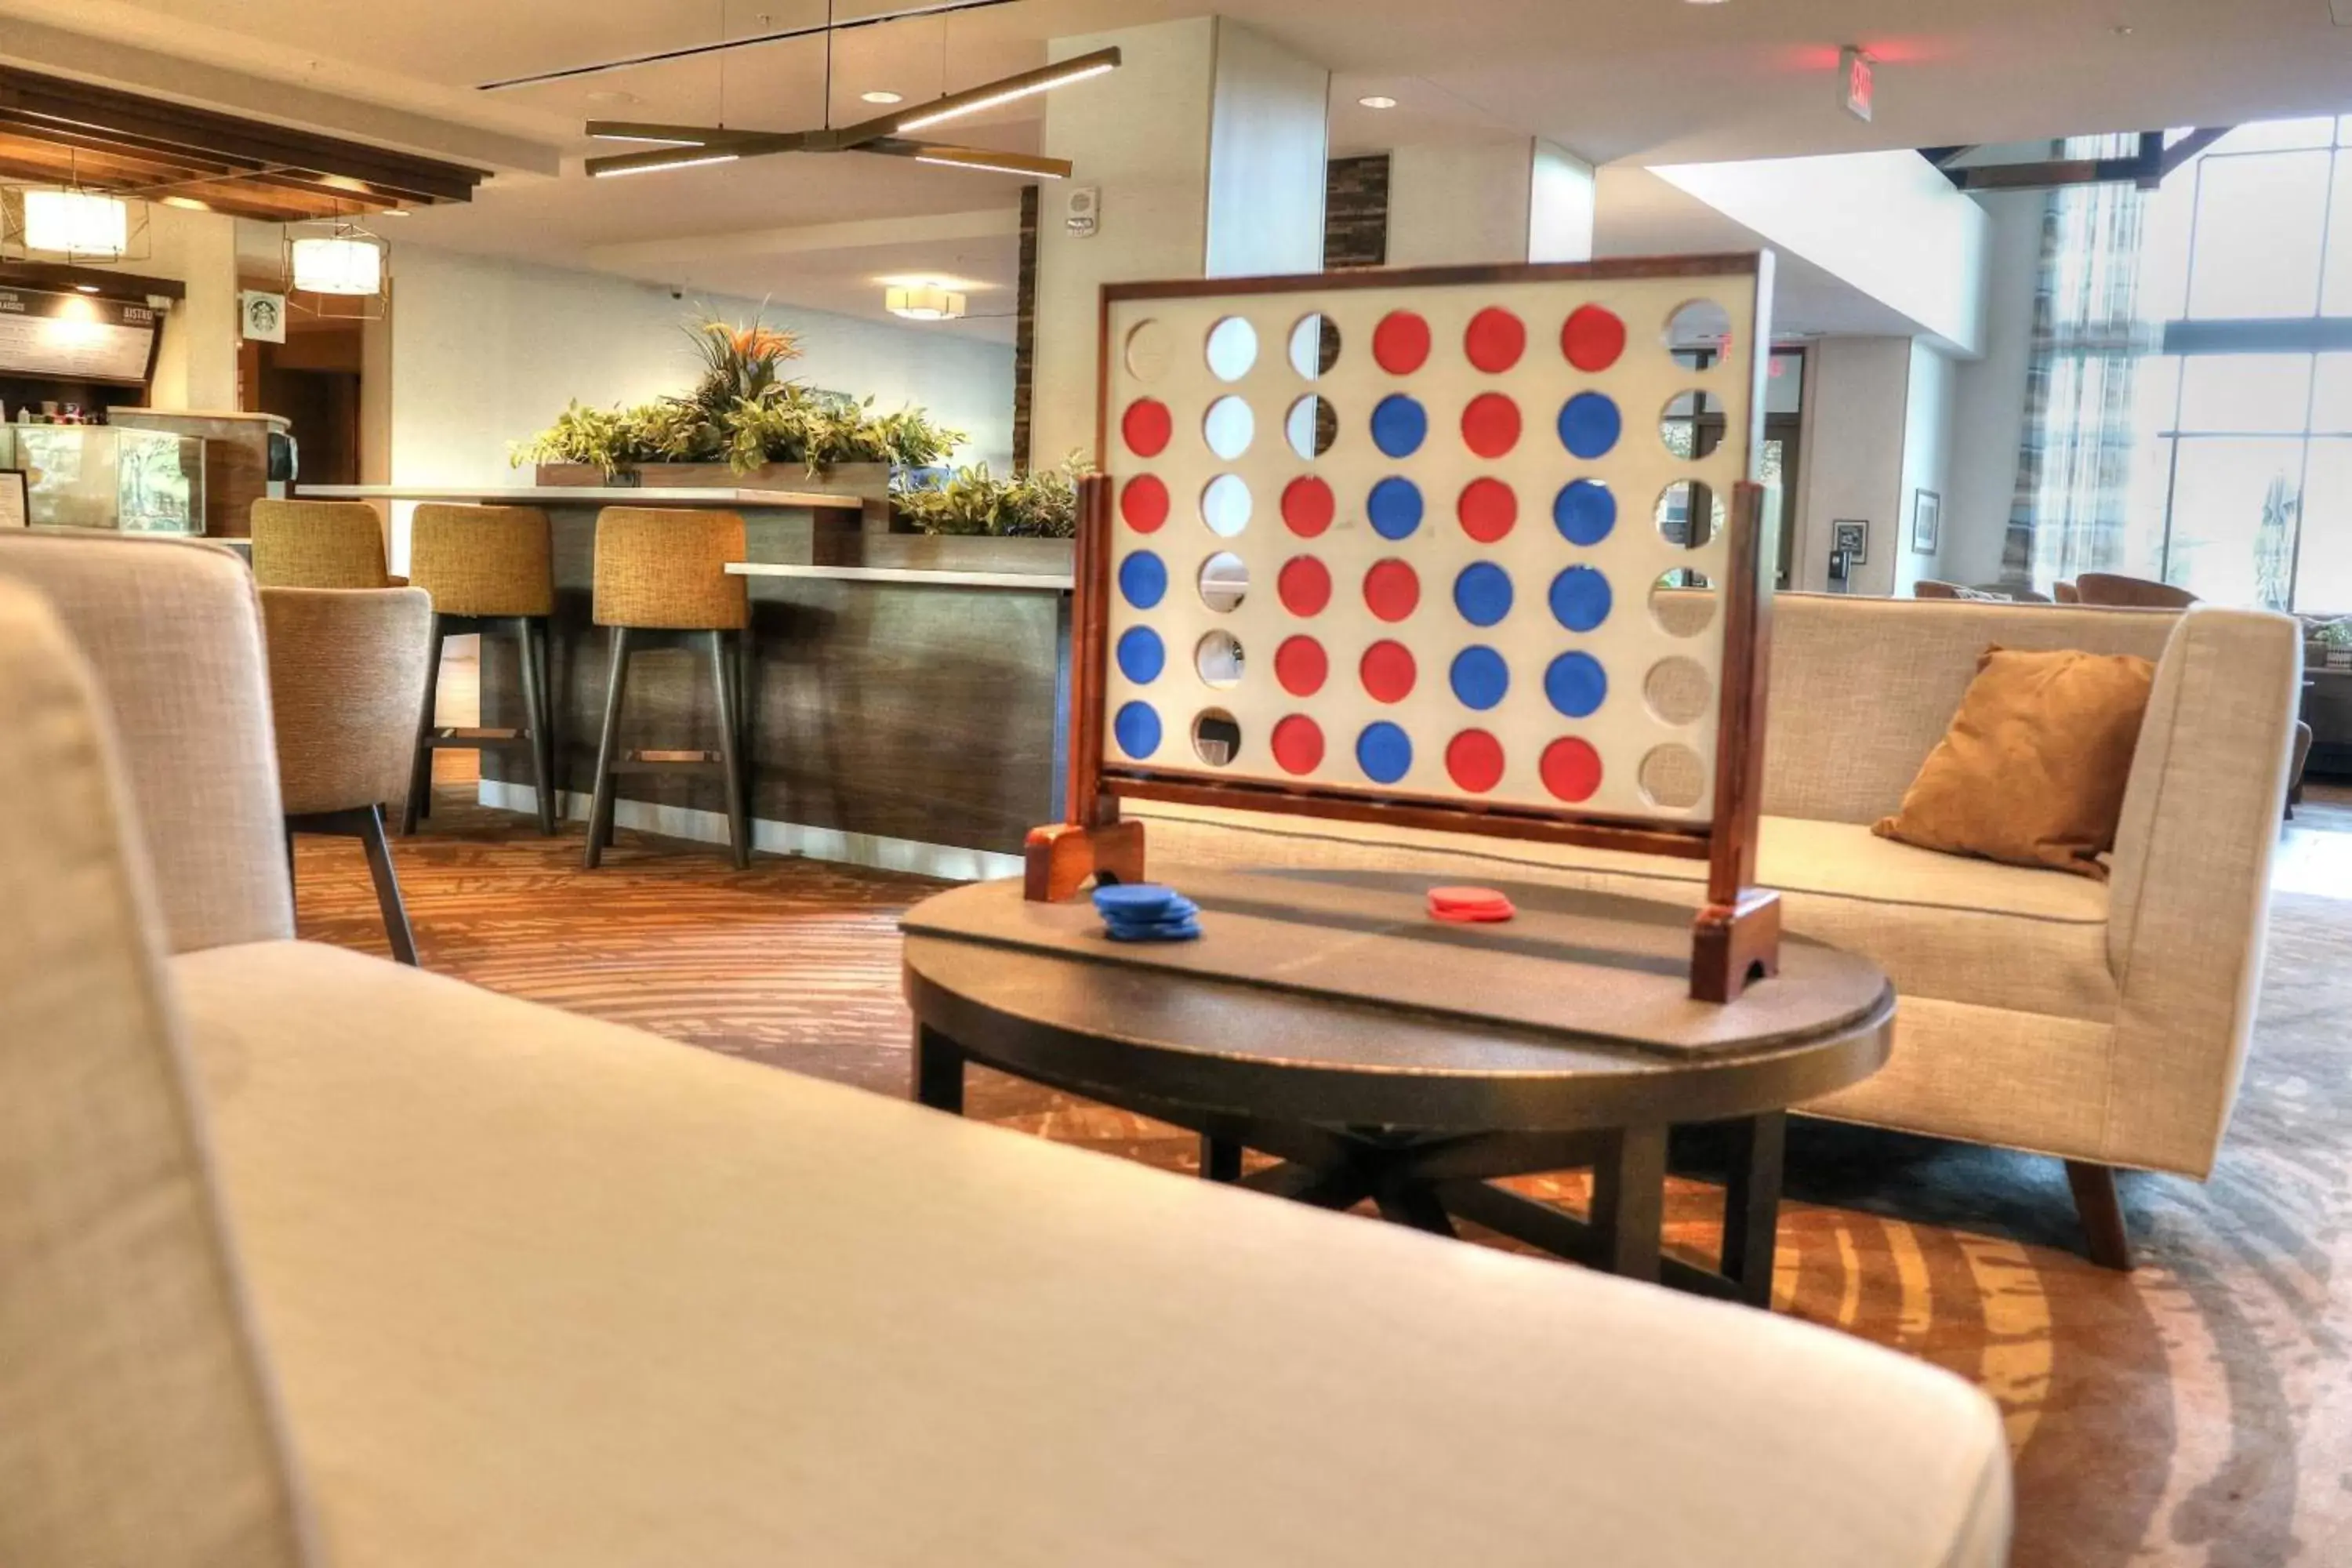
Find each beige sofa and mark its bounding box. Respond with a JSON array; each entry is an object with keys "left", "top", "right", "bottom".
[
  {"left": 1134, "top": 593, "right": 2303, "bottom": 1267},
  {"left": 0, "top": 534, "right": 2011, "bottom": 1566}
]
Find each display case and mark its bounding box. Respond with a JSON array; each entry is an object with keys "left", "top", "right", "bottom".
[{"left": 2, "top": 426, "right": 206, "bottom": 535}]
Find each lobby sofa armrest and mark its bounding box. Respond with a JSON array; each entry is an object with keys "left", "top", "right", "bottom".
[{"left": 2102, "top": 605, "right": 2302, "bottom": 1175}]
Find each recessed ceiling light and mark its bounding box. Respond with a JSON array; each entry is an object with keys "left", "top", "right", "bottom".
[
  {"left": 74, "top": 283, "right": 100, "bottom": 293},
  {"left": 1358, "top": 95, "right": 1398, "bottom": 110},
  {"left": 862, "top": 89, "right": 903, "bottom": 104},
  {"left": 586, "top": 89, "right": 640, "bottom": 106}
]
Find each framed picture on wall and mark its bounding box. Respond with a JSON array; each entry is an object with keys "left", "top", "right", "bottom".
[
  {"left": 1911, "top": 488, "right": 1941, "bottom": 555},
  {"left": 0, "top": 470, "right": 27, "bottom": 530}
]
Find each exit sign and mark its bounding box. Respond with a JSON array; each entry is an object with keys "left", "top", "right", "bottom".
[{"left": 1840, "top": 46, "right": 1874, "bottom": 122}]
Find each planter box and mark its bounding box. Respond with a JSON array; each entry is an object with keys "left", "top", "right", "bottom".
[{"left": 534, "top": 460, "right": 894, "bottom": 529}]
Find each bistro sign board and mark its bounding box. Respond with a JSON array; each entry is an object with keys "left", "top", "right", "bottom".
[{"left": 0, "top": 287, "right": 160, "bottom": 385}]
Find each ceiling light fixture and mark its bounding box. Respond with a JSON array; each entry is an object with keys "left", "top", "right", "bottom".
[
  {"left": 862, "top": 89, "right": 903, "bottom": 103},
  {"left": 158, "top": 194, "right": 212, "bottom": 212},
  {"left": 887, "top": 284, "right": 966, "bottom": 321},
  {"left": 74, "top": 283, "right": 100, "bottom": 293},
  {"left": 910, "top": 145, "right": 1071, "bottom": 179},
  {"left": 24, "top": 188, "right": 132, "bottom": 260},
  {"left": 893, "top": 50, "right": 1120, "bottom": 132},
  {"left": 592, "top": 151, "right": 744, "bottom": 179},
  {"left": 1358, "top": 94, "right": 1398, "bottom": 110},
  {"left": 291, "top": 233, "right": 385, "bottom": 296}
]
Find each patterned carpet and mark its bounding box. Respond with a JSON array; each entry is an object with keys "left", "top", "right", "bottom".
[{"left": 294, "top": 746, "right": 2352, "bottom": 1566}]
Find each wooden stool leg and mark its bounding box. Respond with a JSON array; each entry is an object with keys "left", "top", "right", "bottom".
[
  {"left": 516, "top": 616, "right": 557, "bottom": 837},
  {"left": 584, "top": 626, "right": 631, "bottom": 869},
  {"left": 356, "top": 804, "right": 419, "bottom": 967},
  {"left": 402, "top": 613, "right": 443, "bottom": 836},
  {"left": 710, "top": 629, "right": 750, "bottom": 870},
  {"left": 1590, "top": 1123, "right": 1668, "bottom": 1283},
  {"left": 1720, "top": 1111, "right": 1787, "bottom": 1307}
]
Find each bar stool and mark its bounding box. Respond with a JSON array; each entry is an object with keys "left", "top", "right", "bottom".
[
  {"left": 260, "top": 585, "right": 432, "bottom": 964},
  {"left": 250, "top": 499, "right": 399, "bottom": 588},
  {"left": 403, "top": 503, "right": 558, "bottom": 837},
  {"left": 583, "top": 507, "right": 751, "bottom": 870}
]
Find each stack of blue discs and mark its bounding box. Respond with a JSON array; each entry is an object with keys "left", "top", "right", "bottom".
[{"left": 1091, "top": 882, "right": 1203, "bottom": 942}]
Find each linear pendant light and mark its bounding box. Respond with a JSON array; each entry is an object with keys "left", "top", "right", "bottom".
[{"left": 884, "top": 48, "right": 1121, "bottom": 134}]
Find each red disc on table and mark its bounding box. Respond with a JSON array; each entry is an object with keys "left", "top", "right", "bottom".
[
  {"left": 1277, "top": 555, "right": 1333, "bottom": 618},
  {"left": 1120, "top": 397, "right": 1173, "bottom": 456},
  {"left": 1372, "top": 310, "right": 1432, "bottom": 374},
  {"left": 1540, "top": 736, "right": 1604, "bottom": 803},
  {"left": 1428, "top": 883, "right": 1515, "bottom": 923},
  {"left": 1120, "top": 474, "right": 1169, "bottom": 533},
  {"left": 1445, "top": 730, "right": 1506, "bottom": 793},
  {"left": 1457, "top": 478, "right": 1518, "bottom": 543},
  {"left": 1363, "top": 559, "right": 1421, "bottom": 623},
  {"left": 1281, "top": 475, "right": 1335, "bottom": 537},
  {"left": 1561, "top": 305, "right": 1627, "bottom": 372},
  {"left": 1271, "top": 714, "right": 1326, "bottom": 776},
  {"left": 1359, "top": 640, "right": 1417, "bottom": 704},
  {"left": 1464, "top": 307, "right": 1526, "bottom": 372},
  {"left": 1274, "top": 635, "right": 1328, "bottom": 696},
  {"left": 1461, "top": 393, "right": 1521, "bottom": 459}
]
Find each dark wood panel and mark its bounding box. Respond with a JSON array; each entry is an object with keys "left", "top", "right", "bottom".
[{"left": 481, "top": 506, "right": 1065, "bottom": 855}]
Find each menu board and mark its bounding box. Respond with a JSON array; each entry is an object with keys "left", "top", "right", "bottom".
[{"left": 0, "top": 289, "right": 157, "bottom": 385}]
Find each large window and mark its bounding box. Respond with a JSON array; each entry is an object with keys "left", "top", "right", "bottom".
[{"left": 2114, "top": 118, "right": 2352, "bottom": 608}]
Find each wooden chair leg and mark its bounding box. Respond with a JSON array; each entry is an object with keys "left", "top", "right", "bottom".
[
  {"left": 355, "top": 804, "right": 419, "bottom": 967},
  {"left": 517, "top": 616, "right": 557, "bottom": 836},
  {"left": 402, "top": 613, "right": 443, "bottom": 835},
  {"left": 584, "top": 626, "right": 631, "bottom": 869},
  {"left": 710, "top": 629, "right": 750, "bottom": 870},
  {"left": 2064, "top": 1160, "right": 2135, "bottom": 1271}
]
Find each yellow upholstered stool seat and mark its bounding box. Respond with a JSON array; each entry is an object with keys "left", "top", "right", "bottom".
[
  {"left": 250, "top": 499, "right": 397, "bottom": 590},
  {"left": 583, "top": 508, "right": 752, "bottom": 869},
  {"left": 402, "top": 505, "right": 560, "bottom": 837}
]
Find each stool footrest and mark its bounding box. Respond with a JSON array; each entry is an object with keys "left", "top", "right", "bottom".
[
  {"left": 425, "top": 727, "right": 529, "bottom": 747},
  {"left": 611, "top": 749, "right": 726, "bottom": 775}
]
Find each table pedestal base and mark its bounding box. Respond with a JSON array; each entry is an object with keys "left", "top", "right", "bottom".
[{"left": 916, "top": 1025, "right": 1784, "bottom": 1308}]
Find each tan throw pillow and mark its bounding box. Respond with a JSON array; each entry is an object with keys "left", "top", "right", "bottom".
[{"left": 1872, "top": 646, "right": 2157, "bottom": 879}]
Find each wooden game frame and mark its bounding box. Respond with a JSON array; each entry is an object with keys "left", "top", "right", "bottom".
[{"left": 1026, "top": 252, "right": 1781, "bottom": 1003}]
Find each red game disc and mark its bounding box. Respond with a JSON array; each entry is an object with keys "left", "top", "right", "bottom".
[
  {"left": 1457, "top": 477, "right": 1518, "bottom": 543},
  {"left": 1281, "top": 476, "right": 1335, "bottom": 537},
  {"left": 1461, "top": 393, "right": 1522, "bottom": 459},
  {"left": 1271, "top": 714, "right": 1325, "bottom": 775},
  {"left": 1444, "top": 730, "right": 1505, "bottom": 793},
  {"left": 1359, "top": 640, "right": 1417, "bottom": 703},
  {"left": 1121, "top": 397, "right": 1173, "bottom": 456},
  {"left": 1464, "top": 307, "right": 1526, "bottom": 373},
  {"left": 1373, "top": 310, "right": 1432, "bottom": 375},
  {"left": 1274, "top": 635, "right": 1328, "bottom": 696},
  {"left": 1561, "top": 306, "right": 1627, "bottom": 373},
  {"left": 1540, "top": 737, "right": 1603, "bottom": 802},
  {"left": 1363, "top": 559, "right": 1421, "bottom": 622},
  {"left": 1278, "top": 556, "right": 1333, "bottom": 617},
  {"left": 1120, "top": 474, "right": 1169, "bottom": 533},
  {"left": 1428, "top": 884, "right": 1516, "bottom": 922}
]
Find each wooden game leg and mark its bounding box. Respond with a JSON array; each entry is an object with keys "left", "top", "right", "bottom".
[
  {"left": 1023, "top": 818, "right": 1147, "bottom": 902},
  {"left": 1690, "top": 888, "right": 1782, "bottom": 1004}
]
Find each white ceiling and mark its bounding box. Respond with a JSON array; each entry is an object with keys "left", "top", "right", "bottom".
[{"left": 7, "top": 0, "right": 2352, "bottom": 337}]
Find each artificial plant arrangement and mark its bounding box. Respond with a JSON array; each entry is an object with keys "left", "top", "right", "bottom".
[
  {"left": 890, "top": 452, "right": 1092, "bottom": 539},
  {"left": 510, "top": 308, "right": 965, "bottom": 477},
  {"left": 2319, "top": 618, "right": 2352, "bottom": 669}
]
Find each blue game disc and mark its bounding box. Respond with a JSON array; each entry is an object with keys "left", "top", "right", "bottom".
[
  {"left": 1118, "top": 550, "right": 1167, "bottom": 610},
  {"left": 1356, "top": 721, "right": 1413, "bottom": 785},
  {"left": 1105, "top": 920, "right": 1203, "bottom": 943},
  {"left": 1112, "top": 701, "right": 1162, "bottom": 758},
  {"left": 1544, "top": 651, "right": 1609, "bottom": 718},
  {"left": 1556, "top": 393, "right": 1621, "bottom": 460},
  {"left": 1367, "top": 476, "right": 1424, "bottom": 539},
  {"left": 1452, "top": 561, "right": 1513, "bottom": 627},
  {"left": 1115, "top": 625, "right": 1165, "bottom": 684},
  {"left": 1449, "top": 646, "right": 1509, "bottom": 710},
  {"left": 1102, "top": 899, "right": 1200, "bottom": 927},
  {"left": 1106, "top": 912, "right": 1202, "bottom": 935},
  {"left": 1553, "top": 479, "right": 1617, "bottom": 546},
  {"left": 1548, "top": 565, "right": 1612, "bottom": 633},
  {"left": 1370, "top": 394, "right": 1428, "bottom": 459},
  {"left": 1094, "top": 882, "right": 1181, "bottom": 913}
]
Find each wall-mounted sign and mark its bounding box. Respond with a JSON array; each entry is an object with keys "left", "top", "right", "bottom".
[
  {"left": 0, "top": 288, "right": 157, "bottom": 384},
  {"left": 1839, "top": 46, "right": 1874, "bottom": 123},
  {"left": 241, "top": 290, "right": 287, "bottom": 344}
]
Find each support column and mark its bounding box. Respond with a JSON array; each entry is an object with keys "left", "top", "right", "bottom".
[
  {"left": 1385, "top": 138, "right": 1595, "bottom": 268},
  {"left": 144, "top": 204, "right": 241, "bottom": 411},
  {"left": 1031, "top": 17, "right": 1329, "bottom": 466}
]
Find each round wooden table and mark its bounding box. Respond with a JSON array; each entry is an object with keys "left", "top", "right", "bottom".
[{"left": 901, "top": 869, "right": 1894, "bottom": 1306}]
